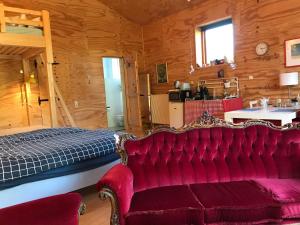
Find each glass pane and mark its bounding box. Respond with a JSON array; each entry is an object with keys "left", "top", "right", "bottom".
[
  {"left": 103, "top": 57, "right": 124, "bottom": 129},
  {"left": 205, "top": 23, "right": 234, "bottom": 64}
]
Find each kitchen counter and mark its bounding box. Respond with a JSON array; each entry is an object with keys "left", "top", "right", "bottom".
[{"left": 225, "top": 107, "right": 299, "bottom": 126}]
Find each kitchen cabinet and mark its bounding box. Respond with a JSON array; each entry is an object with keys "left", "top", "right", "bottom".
[
  {"left": 151, "top": 94, "right": 169, "bottom": 125},
  {"left": 169, "top": 102, "right": 184, "bottom": 128}
]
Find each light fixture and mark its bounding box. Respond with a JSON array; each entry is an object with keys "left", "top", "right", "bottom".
[
  {"left": 279, "top": 72, "right": 299, "bottom": 99},
  {"left": 28, "top": 73, "right": 37, "bottom": 84}
]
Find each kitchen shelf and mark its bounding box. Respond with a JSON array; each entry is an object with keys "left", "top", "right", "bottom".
[{"left": 199, "top": 77, "right": 239, "bottom": 98}]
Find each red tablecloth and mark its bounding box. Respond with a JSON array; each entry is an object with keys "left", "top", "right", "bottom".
[{"left": 184, "top": 98, "right": 243, "bottom": 124}]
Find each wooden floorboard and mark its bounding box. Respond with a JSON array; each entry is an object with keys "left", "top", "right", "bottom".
[
  {"left": 78, "top": 129, "right": 146, "bottom": 225},
  {"left": 78, "top": 186, "right": 110, "bottom": 225}
]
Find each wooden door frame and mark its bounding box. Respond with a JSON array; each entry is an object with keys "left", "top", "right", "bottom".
[
  {"left": 119, "top": 58, "right": 129, "bottom": 130},
  {"left": 101, "top": 56, "right": 128, "bottom": 130}
]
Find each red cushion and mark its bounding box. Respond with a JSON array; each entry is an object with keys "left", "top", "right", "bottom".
[
  {"left": 0, "top": 193, "right": 82, "bottom": 225},
  {"left": 190, "top": 181, "right": 281, "bottom": 224},
  {"left": 254, "top": 179, "right": 300, "bottom": 219},
  {"left": 125, "top": 185, "right": 204, "bottom": 225}
]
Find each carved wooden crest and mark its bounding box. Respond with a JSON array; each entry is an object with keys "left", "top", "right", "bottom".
[{"left": 116, "top": 111, "right": 300, "bottom": 165}]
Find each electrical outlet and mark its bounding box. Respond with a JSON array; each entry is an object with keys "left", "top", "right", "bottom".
[
  {"left": 74, "top": 101, "right": 79, "bottom": 108},
  {"left": 249, "top": 75, "right": 254, "bottom": 80}
]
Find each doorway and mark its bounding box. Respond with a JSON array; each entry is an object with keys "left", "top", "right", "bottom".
[{"left": 102, "top": 57, "right": 125, "bottom": 130}]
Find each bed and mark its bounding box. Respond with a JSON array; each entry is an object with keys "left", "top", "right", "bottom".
[
  {"left": 0, "top": 4, "right": 60, "bottom": 128},
  {"left": 0, "top": 128, "right": 120, "bottom": 208}
]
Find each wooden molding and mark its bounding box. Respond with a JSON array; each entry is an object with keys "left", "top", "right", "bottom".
[{"left": 0, "top": 33, "right": 45, "bottom": 48}]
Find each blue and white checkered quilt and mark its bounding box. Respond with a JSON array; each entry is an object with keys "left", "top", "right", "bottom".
[{"left": 0, "top": 128, "right": 117, "bottom": 183}]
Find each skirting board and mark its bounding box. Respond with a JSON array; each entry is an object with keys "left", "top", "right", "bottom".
[{"left": 0, "top": 159, "right": 120, "bottom": 208}]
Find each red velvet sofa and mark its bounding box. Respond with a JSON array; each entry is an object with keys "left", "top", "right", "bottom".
[
  {"left": 0, "top": 193, "right": 83, "bottom": 225},
  {"left": 97, "top": 115, "right": 300, "bottom": 225}
]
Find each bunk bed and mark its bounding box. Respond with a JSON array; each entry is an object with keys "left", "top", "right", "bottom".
[
  {"left": 0, "top": 4, "right": 120, "bottom": 208},
  {"left": 0, "top": 3, "right": 58, "bottom": 128}
]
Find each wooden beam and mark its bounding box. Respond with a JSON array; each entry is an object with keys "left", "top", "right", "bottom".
[
  {"left": 0, "top": 3, "right": 6, "bottom": 32},
  {"left": 54, "top": 82, "right": 76, "bottom": 127},
  {"left": 10, "top": 47, "right": 27, "bottom": 55},
  {"left": 39, "top": 53, "right": 46, "bottom": 65},
  {"left": 0, "top": 54, "right": 21, "bottom": 60},
  {"left": 0, "top": 33, "right": 45, "bottom": 48},
  {"left": 5, "top": 17, "right": 43, "bottom": 28},
  {"left": 42, "top": 10, "right": 58, "bottom": 127},
  {"left": 22, "top": 59, "right": 31, "bottom": 126},
  {"left": 4, "top": 6, "right": 42, "bottom": 16},
  {"left": 23, "top": 48, "right": 44, "bottom": 59}
]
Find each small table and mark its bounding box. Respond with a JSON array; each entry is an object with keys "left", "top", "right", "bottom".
[{"left": 224, "top": 107, "right": 300, "bottom": 126}]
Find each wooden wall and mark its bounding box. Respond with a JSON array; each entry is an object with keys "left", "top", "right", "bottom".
[
  {"left": 3, "top": 0, "right": 300, "bottom": 130},
  {"left": 0, "top": 59, "right": 27, "bottom": 129},
  {"left": 0, "top": 0, "right": 144, "bottom": 129},
  {"left": 143, "top": 0, "right": 300, "bottom": 105},
  {"left": 0, "top": 57, "right": 55, "bottom": 130}
]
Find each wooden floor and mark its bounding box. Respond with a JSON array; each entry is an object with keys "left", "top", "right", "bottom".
[
  {"left": 77, "top": 128, "right": 147, "bottom": 225},
  {"left": 78, "top": 186, "right": 111, "bottom": 225}
]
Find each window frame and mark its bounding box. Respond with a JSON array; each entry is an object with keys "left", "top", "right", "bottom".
[{"left": 195, "top": 18, "right": 234, "bottom": 67}]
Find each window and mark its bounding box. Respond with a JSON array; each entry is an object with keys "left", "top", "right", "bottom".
[{"left": 195, "top": 18, "right": 234, "bottom": 66}]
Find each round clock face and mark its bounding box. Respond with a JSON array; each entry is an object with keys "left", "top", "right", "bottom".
[{"left": 256, "top": 42, "right": 269, "bottom": 56}]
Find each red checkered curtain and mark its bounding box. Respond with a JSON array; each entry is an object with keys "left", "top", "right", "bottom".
[{"left": 184, "top": 100, "right": 224, "bottom": 124}]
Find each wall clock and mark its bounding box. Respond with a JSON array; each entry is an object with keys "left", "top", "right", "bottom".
[{"left": 256, "top": 42, "right": 269, "bottom": 56}]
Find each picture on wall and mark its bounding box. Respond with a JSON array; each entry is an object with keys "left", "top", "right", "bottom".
[
  {"left": 156, "top": 63, "right": 168, "bottom": 83},
  {"left": 285, "top": 38, "right": 300, "bottom": 67}
]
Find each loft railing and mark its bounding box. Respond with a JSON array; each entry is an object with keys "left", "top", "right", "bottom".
[{"left": 0, "top": 3, "right": 46, "bottom": 33}]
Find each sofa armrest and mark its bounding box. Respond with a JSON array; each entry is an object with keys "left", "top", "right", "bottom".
[
  {"left": 97, "top": 164, "right": 134, "bottom": 225},
  {"left": 0, "top": 193, "right": 82, "bottom": 225}
]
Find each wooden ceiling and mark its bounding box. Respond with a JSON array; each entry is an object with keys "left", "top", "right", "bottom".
[{"left": 99, "top": 0, "right": 204, "bottom": 24}]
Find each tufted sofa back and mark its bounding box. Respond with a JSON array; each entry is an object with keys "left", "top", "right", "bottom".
[{"left": 124, "top": 126, "right": 300, "bottom": 192}]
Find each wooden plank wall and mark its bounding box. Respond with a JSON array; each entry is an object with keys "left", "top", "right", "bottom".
[
  {"left": 1, "top": 0, "right": 144, "bottom": 129},
  {"left": 0, "top": 59, "right": 27, "bottom": 129},
  {"left": 143, "top": 0, "right": 300, "bottom": 106},
  {"left": 0, "top": 58, "right": 50, "bottom": 130},
  {"left": 3, "top": 0, "right": 299, "bottom": 130}
]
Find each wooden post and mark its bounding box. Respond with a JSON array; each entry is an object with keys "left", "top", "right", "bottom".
[
  {"left": 42, "top": 10, "right": 58, "bottom": 127},
  {"left": 22, "top": 59, "right": 31, "bottom": 126},
  {"left": 0, "top": 3, "right": 6, "bottom": 32}
]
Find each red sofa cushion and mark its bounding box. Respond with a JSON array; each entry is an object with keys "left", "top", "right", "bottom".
[
  {"left": 190, "top": 181, "right": 281, "bottom": 224},
  {"left": 125, "top": 185, "right": 204, "bottom": 225},
  {"left": 254, "top": 179, "right": 300, "bottom": 219},
  {"left": 0, "top": 193, "right": 82, "bottom": 225}
]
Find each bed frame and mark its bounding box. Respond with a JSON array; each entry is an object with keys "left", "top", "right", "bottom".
[
  {"left": 0, "top": 4, "right": 58, "bottom": 127},
  {"left": 0, "top": 159, "right": 120, "bottom": 208},
  {"left": 0, "top": 4, "right": 77, "bottom": 130},
  {"left": 0, "top": 4, "right": 114, "bottom": 208}
]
